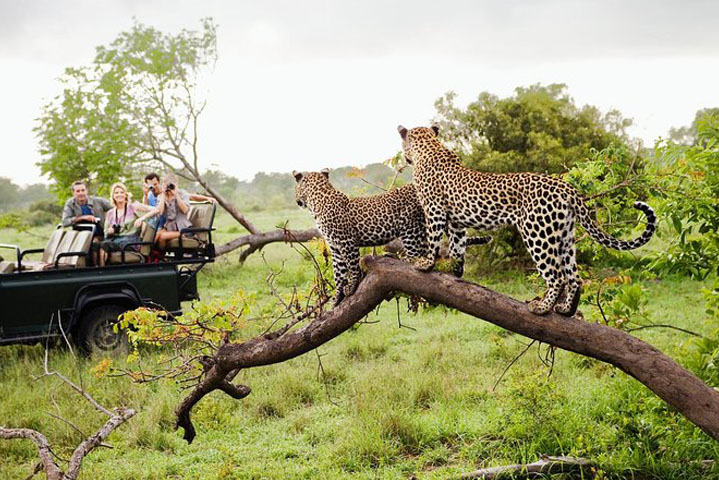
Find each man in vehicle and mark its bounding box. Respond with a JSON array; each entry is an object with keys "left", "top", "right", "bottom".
[
  {"left": 61, "top": 181, "right": 112, "bottom": 231},
  {"left": 61, "top": 180, "right": 113, "bottom": 264}
]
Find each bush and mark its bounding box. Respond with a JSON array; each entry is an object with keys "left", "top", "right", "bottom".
[{"left": 650, "top": 113, "right": 719, "bottom": 278}]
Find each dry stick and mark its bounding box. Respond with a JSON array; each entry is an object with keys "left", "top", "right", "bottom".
[
  {"left": 627, "top": 323, "right": 704, "bottom": 338},
  {"left": 315, "top": 349, "right": 339, "bottom": 406},
  {"left": 1, "top": 356, "right": 135, "bottom": 479},
  {"left": 461, "top": 455, "right": 592, "bottom": 479},
  {"left": 174, "top": 256, "right": 719, "bottom": 444},
  {"left": 492, "top": 340, "right": 536, "bottom": 392}
]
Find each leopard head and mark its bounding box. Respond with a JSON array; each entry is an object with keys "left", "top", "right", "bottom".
[
  {"left": 293, "top": 168, "right": 330, "bottom": 210},
  {"left": 397, "top": 125, "right": 440, "bottom": 165}
]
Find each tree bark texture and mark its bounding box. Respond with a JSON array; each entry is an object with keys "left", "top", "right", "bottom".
[
  {"left": 176, "top": 256, "right": 719, "bottom": 445},
  {"left": 216, "top": 228, "right": 320, "bottom": 258}
]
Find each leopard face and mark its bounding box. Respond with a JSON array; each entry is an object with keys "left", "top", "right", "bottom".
[{"left": 293, "top": 168, "right": 330, "bottom": 210}]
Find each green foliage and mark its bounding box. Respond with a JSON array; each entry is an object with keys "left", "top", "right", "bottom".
[
  {"left": 0, "top": 212, "right": 24, "bottom": 230},
  {"left": 564, "top": 143, "right": 654, "bottom": 265},
  {"left": 650, "top": 113, "right": 719, "bottom": 278},
  {"left": 434, "top": 83, "right": 632, "bottom": 174},
  {"left": 580, "top": 274, "right": 649, "bottom": 328},
  {"left": 35, "top": 18, "right": 217, "bottom": 200},
  {"left": 667, "top": 107, "right": 719, "bottom": 146},
  {"left": 685, "top": 286, "right": 719, "bottom": 386},
  {"left": 0, "top": 215, "right": 718, "bottom": 479}
]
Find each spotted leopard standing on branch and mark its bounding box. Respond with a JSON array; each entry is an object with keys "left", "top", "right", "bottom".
[
  {"left": 293, "top": 169, "right": 490, "bottom": 305},
  {"left": 397, "top": 125, "right": 657, "bottom": 316}
]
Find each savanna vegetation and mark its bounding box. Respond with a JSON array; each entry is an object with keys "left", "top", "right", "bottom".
[{"left": 3, "top": 18, "right": 719, "bottom": 480}]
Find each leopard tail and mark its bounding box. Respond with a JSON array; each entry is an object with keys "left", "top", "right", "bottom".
[
  {"left": 571, "top": 194, "right": 657, "bottom": 251},
  {"left": 466, "top": 235, "right": 493, "bottom": 246}
]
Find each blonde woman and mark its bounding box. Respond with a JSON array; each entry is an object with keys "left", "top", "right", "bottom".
[{"left": 98, "top": 183, "right": 156, "bottom": 266}]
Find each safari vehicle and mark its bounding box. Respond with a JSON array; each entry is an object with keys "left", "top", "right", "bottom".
[{"left": 0, "top": 202, "right": 216, "bottom": 354}]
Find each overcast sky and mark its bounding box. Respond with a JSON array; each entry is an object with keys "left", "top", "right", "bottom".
[{"left": 2, "top": 0, "right": 718, "bottom": 185}]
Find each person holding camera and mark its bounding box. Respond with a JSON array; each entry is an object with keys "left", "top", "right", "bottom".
[
  {"left": 98, "top": 182, "right": 156, "bottom": 267},
  {"left": 153, "top": 174, "right": 194, "bottom": 252}
]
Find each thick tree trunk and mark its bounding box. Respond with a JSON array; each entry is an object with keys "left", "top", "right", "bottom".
[{"left": 176, "top": 256, "right": 719, "bottom": 445}]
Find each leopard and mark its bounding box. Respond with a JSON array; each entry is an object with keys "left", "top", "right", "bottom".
[
  {"left": 293, "top": 169, "right": 491, "bottom": 305},
  {"left": 396, "top": 125, "right": 657, "bottom": 317}
]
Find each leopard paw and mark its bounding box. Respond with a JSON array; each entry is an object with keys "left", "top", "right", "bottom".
[
  {"left": 343, "top": 280, "right": 359, "bottom": 298},
  {"left": 527, "top": 298, "right": 551, "bottom": 315},
  {"left": 411, "top": 257, "right": 435, "bottom": 271}
]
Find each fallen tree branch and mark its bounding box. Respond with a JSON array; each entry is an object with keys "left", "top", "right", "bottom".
[
  {"left": 1, "top": 342, "right": 136, "bottom": 479},
  {"left": 175, "top": 256, "right": 719, "bottom": 445},
  {"left": 216, "top": 228, "right": 320, "bottom": 259},
  {"left": 461, "top": 454, "right": 592, "bottom": 479}
]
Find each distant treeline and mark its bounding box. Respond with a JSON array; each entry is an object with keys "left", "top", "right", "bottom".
[
  {"left": 0, "top": 162, "right": 410, "bottom": 220},
  {"left": 185, "top": 162, "right": 412, "bottom": 212},
  {"left": 0, "top": 178, "right": 52, "bottom": 213}
]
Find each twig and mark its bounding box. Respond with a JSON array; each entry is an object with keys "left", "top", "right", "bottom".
[
  {"left": 315, "top": 349, "right": 339, "bottom": 406},
  {"left": 395, "top": 297, "right": 416, "bottom": 331},
  {"left": 492, "top": 340, "right": 536, "bottom": 392},
  {"left": 627, "top": 324, "right": 704, "bottom": 338}
]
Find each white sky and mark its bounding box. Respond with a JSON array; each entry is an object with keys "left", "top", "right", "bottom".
[{"left": 1, "top": 0, "right": 718, "bottom": 185}]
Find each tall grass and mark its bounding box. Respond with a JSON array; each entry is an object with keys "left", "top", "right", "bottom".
[{"left": 1, "top": 211, "right": 718, "bottom": 479}]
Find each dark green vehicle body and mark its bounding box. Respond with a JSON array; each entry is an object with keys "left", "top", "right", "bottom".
[
  {"left": 0, "top": 260, "right": 203, "bottom": 347},
  {"left": 1, "top": 201, "right": 216, "bottom": 351}
]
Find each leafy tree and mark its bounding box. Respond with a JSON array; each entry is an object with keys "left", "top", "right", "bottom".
[
  {"left": 433, "top": 83, "right": 633, "bottom": 174},
  {"left": 651, "top": 112, "right": 719, "bottom": 278},
  {"left": 667, "top": 107, "right": 719, "bottom": 146},
  {"left": 0, "top": 178, "right": 52, "bottom": 213}
]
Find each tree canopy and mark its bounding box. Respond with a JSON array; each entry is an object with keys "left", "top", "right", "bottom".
[
  {"left": 36, "top": 18, "right": 217, "bottom": 201},
  {"left": 433, "top": 83, "right": 633, "bottom": 174}
]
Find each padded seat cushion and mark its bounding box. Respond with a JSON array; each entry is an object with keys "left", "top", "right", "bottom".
[
  {"left": 59, "top": 231, "right": 92, "bottom": 267},
  {"left": 107, "top": 251, "right": 144, "bottom": 264},
  {"left": 0, "top": 261, "right": 15, "bottom": 274},
  {"left": 166, "top": 237, "right": 201, "bottom": 249}
]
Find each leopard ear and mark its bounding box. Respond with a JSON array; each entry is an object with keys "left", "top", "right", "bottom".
[
  {"left": 430, "top": 124, "right": 440, "bottom": 136},
  {"left": 397, "top": 125, "right": 408, "bottom": 140},
  {"left": 320, "top": 168, "right": 330, "bottom": 179},
  {"left": 292, "top": 171, "right": 303, "bottom": 182}
]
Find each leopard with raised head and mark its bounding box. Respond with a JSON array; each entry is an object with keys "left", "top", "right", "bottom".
[
  {"left": 396, "top": 125, "right": 657, "bottom": 317},
  {"left": 293, "top": 169, "right": 491, "bottom": 305}
]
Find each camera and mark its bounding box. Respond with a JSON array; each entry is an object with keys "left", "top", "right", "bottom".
[
  {"left": 166, "top": 183, "right": 176, "bottom": 192},
  {"left": 112, "top": 224, "right": 121, "bottom": 234}
]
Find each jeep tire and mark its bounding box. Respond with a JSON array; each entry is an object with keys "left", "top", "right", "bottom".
[{"left": 76, "top": 304, "right": 129, "bottom": 355}]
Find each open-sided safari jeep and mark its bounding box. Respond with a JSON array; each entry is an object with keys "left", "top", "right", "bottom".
[{"left": 0, "top": 202, "right": 216, "bottom": 354}]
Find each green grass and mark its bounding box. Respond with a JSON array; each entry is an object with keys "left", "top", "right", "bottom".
[{"left": 1, "top": 212, "right": 719, "bottom": 479}]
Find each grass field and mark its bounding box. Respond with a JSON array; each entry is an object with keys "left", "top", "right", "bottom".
[{"left": 1, "top": 209, "right": 718, "bottom": 479}]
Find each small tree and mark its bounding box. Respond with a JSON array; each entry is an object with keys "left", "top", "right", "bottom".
[{"left": 36, "top": 18, "right": 319, "bottom": 255}]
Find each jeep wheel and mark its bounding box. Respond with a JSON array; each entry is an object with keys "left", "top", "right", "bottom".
[{"left": 77, "top": 304, "right": 129, "bottom": 355}]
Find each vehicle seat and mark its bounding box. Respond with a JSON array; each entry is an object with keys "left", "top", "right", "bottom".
[
  {"left": 0, "top": 229, "right": 66, "bottom": 273},
  {"left": 166, "top": 202, "right": 215, "bottom": 256},
  {"left": 58, "top": 230, "right": 93, "bottom": 267},
  {"left": 107, "top": 221, "right": 156, "bottom": 265}
]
